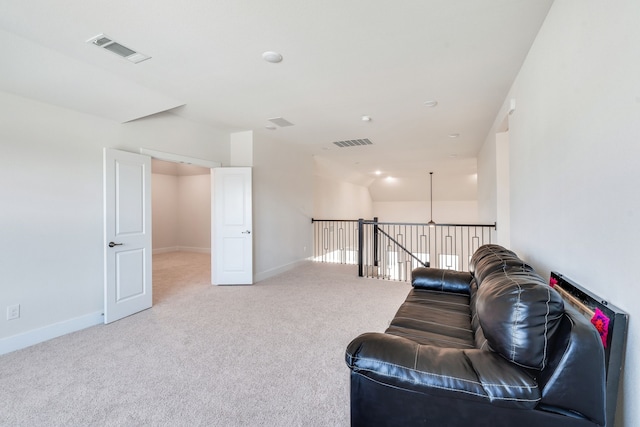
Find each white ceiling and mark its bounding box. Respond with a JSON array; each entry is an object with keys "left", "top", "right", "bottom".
[{"left": 0, "top": 0, "right": 554, "bottom": 201}]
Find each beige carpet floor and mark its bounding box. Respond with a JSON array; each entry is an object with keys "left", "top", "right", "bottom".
[{"left": 0, "top": 252, "right": 410, "bottom": 426}]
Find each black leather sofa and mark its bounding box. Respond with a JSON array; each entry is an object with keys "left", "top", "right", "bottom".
[{"left": 345, "top": 244, "right": 606, "bottom": 427}]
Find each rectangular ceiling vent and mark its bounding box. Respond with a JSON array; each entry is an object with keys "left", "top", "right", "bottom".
[
  {"left": 267, "top": 117, "right": 294, "bottom": 127},
  {"left": 87, "top": 34, "right": 151, "bottom": 64},
  {"left": 333, "top": 138, "right": 373, "bottom": 148}
]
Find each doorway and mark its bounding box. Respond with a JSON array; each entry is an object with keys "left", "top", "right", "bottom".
[
  {"left": 104, "top": 149, "right": 253, "bottom": 322},
  {"left": 151, "top": 159, "right": 212, "bottom": 303}
]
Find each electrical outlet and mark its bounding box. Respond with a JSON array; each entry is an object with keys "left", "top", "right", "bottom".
[{"left": 7, "top": 304, "right": 20, "bottom": 320}]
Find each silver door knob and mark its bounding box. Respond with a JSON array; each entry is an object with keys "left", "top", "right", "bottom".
[{"left": 241, "top": 230, "right": 251, "bottom": 234}]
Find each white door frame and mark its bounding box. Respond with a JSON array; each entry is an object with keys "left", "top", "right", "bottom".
[{"left": 140, "top": 148, "right": 221, "bottom": 169}]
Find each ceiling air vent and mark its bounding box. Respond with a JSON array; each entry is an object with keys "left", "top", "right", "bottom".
[
  {"left": 87, "top": 34, "right": 151, "bottom": 64},
  {"left": 332, "top": 138, "right": 373, "bottom": 148},
  {"left": 267, "top": 117, "right": 294, "bottom": 127}
]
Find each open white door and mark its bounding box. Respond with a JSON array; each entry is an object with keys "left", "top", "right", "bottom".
[
  {"left": 212, "top": 167, "right": 253, "bottom": 285},
  {"left": 103, "top": 148, "right": 152, "bottom": 323}
]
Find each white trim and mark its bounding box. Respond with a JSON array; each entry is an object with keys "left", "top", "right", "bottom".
[
  {"left": 177, "top": 246, "right": 211, "bottom": 254},
  {"left": 140, "top": 148, "right": 222, "bottom": 169},
  {"left": 153, "top": 246, "right": 180, "bottom": 254},
  {"left": 0, "top": 312, "right": 103, "bottom": 355},
  {"left": 253, "top": 258, "right": 311, "bottom": 283},
  {"left": 153, "top": 246, "right": 211, "bottom": 254}
]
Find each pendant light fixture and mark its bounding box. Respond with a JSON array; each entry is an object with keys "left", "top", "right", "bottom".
[{"left": 427, "top": 171, "right": 436, "bottom": 227}]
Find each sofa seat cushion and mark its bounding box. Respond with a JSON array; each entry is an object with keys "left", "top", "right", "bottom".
[
  {"left": 386, "top": 288, "right": 474, "bottom": 348},
  {"left": 346, "top": 333, "right": 540, "bottom": 409}
]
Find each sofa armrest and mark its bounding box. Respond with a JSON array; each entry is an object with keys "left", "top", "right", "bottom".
[
  {"left": 346, "top": 332, "right": 540, "bottom": 409},
  {"left": 412, "top": 267, "right": 472, "bottom": 294},
  {"left": 537, "top": 308, "right": 606, "bottom": 425}
]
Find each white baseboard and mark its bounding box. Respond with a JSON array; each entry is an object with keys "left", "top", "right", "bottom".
[
  {"left": 153, "top": 246, "right": 179, "bottom": 254},
  {"left": 0, "top": 311, "right": 103, "bottom": 356},
  {"left": 253, "top": 258, "right": 311, "bottom": 283},
  {"left": 153, "top": 246, "right": 211, "bottom": 254},
  {"left": 177, "top": 246, "right": 211, "bottom": 254}
]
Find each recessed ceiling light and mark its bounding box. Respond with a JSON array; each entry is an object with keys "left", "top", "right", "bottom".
[
  {"left": 375, "top": 170, "right": 382, "bottom": 175},
  {"left": 424, "top": 100, "right": 438, "bottom": 107},
  {"left": 361, "top": 115, "right": 372, "bottom": 122},
  {"left": 265, "top": 125, "right": 277, "bottom": 130},
  {"left": 448, "top": 133, "right": 460, "bottom": 138},
  {"left": 262, "top": 51, "right": 283, "bottom": 63}
]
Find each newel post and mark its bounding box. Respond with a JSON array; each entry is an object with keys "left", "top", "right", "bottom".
[
  {"left": 373, "top": 217, "right": 379, "bottom": 267},
  {"left": 357, "top": 218, "right": 364, "bottom": 277}
]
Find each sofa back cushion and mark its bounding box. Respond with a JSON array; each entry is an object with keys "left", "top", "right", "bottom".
[
  {"left": 469, "top": 244, "right": 517, "bottom": 274},
  {"left": 475, "top": 270, "right": 565, "bottom": 370},
  {"left": 412, "top": 267, "right": 472, "bottom": 294},
  {"left": 469, "top": 244, "right": 534, "bottom": 285}
]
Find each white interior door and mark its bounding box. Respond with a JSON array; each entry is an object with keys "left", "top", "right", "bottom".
[
  {"left": 212, "top": 167, "right": 253, "bottom": 285},
  {"left": 103, "top": 148, "right": 152, "bottom": 323}
]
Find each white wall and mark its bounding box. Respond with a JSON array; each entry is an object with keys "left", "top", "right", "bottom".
[
  {"left": 477, "top": 131, "right": 510, "bottom": 246},
  {"left": 477, "top": 133, "right": 498, "bottom": 224},
  {"left": 313, "top": 175, "right": 373, "bottom": 219},
  {"left": 373, "top": 201, "right": 478, "bottom": 224},
  {"left": 0, "top": 90, "right": 229, "bottom": 353},
  {"left": 152, "top": 173, "right": 179, "bottom": 251},
  {"left": 494, "top": 132, "right": 510, "bottom": 247},
  {"left": 177, "top": 174, "right": 211, "bottom": 252},
  {"left": 152, "top": 173, "right": 211, "bottom": 253},
  {"left": 230, "top": 131, "right": 254, "bottom": 166},
  {"left": 252, "top": 135, "right": 315, "bottom": 280},
  {"left": 479, "top": 1, "right": 640, "bottom": 425}
]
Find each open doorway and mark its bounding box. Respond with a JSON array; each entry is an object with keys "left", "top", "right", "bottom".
[{"left": 151, "top": 159, "right": 212, "bottom": 303}]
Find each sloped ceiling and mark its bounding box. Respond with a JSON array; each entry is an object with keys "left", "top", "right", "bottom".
[
  {"left": 0, "top": 28, "right": 184, "bottom": 123},
  {"left": 0, "top": 0, "right": 554, "bottom": 201}
]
